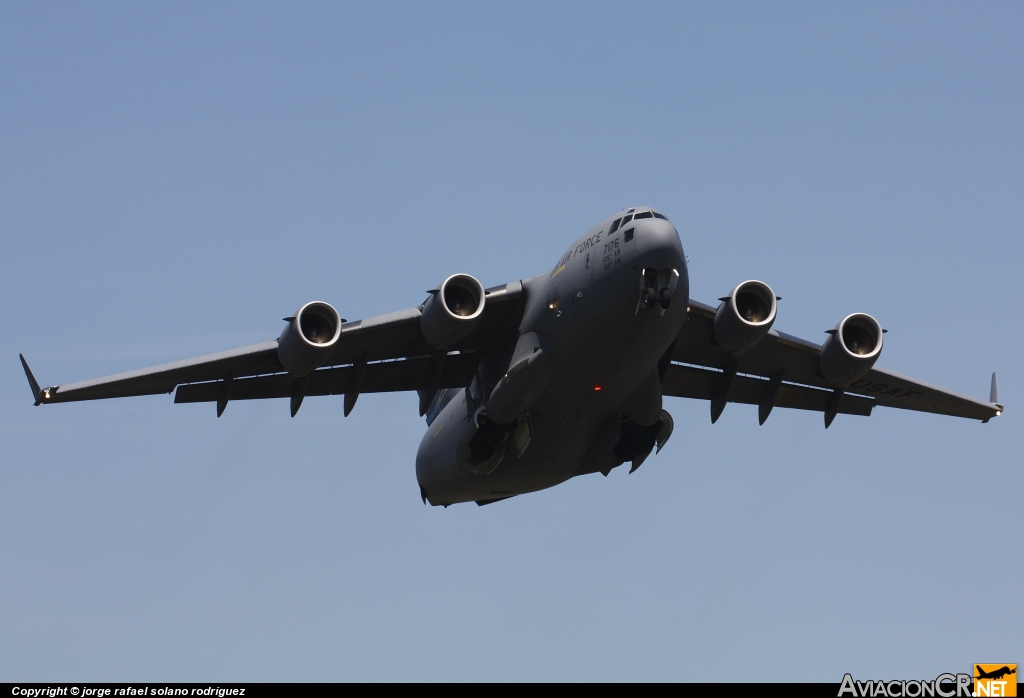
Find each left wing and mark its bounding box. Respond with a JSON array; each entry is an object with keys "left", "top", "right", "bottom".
[
  {"left": 20, "top": 280, "right": 525, "bottom": 416},
  {"left": 666, "top": 299, "right": 1002, "bottom": 425}
]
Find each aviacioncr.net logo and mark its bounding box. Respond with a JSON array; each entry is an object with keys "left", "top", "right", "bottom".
[
  {"left": 974, "top": 665, "right": 1017, "bottom": 697},
  {"left": 839, "top": 673, "right": 973, "bottom": 698}
]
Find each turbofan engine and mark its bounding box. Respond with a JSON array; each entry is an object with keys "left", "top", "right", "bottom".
[
  {"left": 820, "top": 313, "right": 884, "bottom": 385},
  {"left": 278, "top": 301, "right": 343, "bottom": 375},
  {"left": 420, "top": 274, "right": 486, "bottom": 348},
  {"left": 714, "top": 280, "right": 778, "bottom": 354}
]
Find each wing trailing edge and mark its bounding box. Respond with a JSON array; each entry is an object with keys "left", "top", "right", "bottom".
[{"left": 663, "top": 362, "right": 875, "bottom": 423}]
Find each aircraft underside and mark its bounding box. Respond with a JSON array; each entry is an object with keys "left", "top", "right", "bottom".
[{"left": 19, "top": 207, "right": 1002, "bottom": 507}]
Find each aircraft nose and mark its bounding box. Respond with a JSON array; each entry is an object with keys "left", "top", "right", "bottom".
[{"left": 636, "top": 219, "right": 684, "bottom": 269}]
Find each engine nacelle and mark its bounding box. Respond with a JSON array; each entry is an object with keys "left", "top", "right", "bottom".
[
  {"left": 420, "top": 274, "right": 485, "bottom": 348},
  {"left": 820, "top": 313, "right": 884, "bottom": 385},
  {"left": 714, "top": 280, "right": 778, "bottom": 354},
  {"left": 277, "top": 301, "right": 343, "bottom": 375}
]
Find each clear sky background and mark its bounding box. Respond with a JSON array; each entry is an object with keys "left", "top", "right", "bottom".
[{"left": 1, "top": 2, "right": 1021, "bottom": 682}]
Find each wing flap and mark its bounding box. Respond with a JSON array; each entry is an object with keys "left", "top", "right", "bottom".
[
  {"left": 174, "top": 352, "right": 481, "bottom": 404},
  {"left": 663, "top": 363, "right": 874, "bottom": 417}
]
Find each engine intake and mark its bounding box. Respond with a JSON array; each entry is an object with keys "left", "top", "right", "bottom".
[
  {"left": 714, "top": 280, "right": 778, "bottom": 354},
  {"left": 420, "top": 274, "right": 485, "bottom": 348},
  {"left": 820, "top": 313, "right": 884, "bottom": 385},
  {"left": 278, "top": 301, "right": 342, "bottom": 375}
]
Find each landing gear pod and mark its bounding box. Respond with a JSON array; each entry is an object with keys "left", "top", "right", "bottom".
[
  {"left": 713, "top": 280, "right": 778, "bottom": 354},
  {"left": 655, "top": 410, "right": 674, "bottom": 454},
  {"left": 820, "top": 313, "right": 884, "bottom": 385},
  {"left": 420, "top": 274, "right": 486, "bottom": 348},
  {"left": 278, "top": 301, "right": 343, "bottom": 375},
  {"left": 486, "top": 331, "right": 556, "bottom": 424}
]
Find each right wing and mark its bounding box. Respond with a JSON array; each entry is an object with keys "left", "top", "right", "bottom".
[
  {"left": 665, "top": 299, "right": 1002, "bottom": 424},
  {"left": 21, "top": 281, "right": 525, "bottom": 415}
]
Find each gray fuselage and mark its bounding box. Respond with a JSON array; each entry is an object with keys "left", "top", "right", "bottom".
[{"left": 416, "top": 208, "right": 688, "bottom": 506}]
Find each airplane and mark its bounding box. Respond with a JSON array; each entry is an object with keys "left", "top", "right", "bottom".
[
  {"left": 19, "top": 207, "right": 1003, "bottom": 507},
  {"left": 975, "top": 666, "right": 1016, "bottom": 681}
]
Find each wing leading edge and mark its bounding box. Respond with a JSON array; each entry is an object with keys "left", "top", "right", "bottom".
[
  {"left": 667, "top": 300, "right": 1002, "bottom": 425},
  {"left": 21, "top": 281, "right": 525, "bottom": 416}
]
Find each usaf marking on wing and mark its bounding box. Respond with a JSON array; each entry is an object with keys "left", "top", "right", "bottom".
[{"left": 19, "top": 207, "right": 1003, "bottom": 507}]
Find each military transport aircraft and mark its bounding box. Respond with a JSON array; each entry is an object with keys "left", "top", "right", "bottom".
[{"left": 20, "top": 207, "right": 1003, "bottom": 506}]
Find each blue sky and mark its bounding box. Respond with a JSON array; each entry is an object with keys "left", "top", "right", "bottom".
[{"left": 1, "top": 2, "right": 1021, "bottom": 681}]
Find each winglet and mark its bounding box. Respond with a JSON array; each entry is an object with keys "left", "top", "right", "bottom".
[
  {"left": 983, "top": 372, "right": 1004, "bottom": 422},
  {"left": 19, "top": 354, "right": 44, "bottom": 406}
]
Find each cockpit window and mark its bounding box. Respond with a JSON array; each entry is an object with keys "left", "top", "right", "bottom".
[
  {"left": 653, "top": 212, "right": 667, "bottom": 220},
  {"left": 634, "top": 211, "right": 653, "bottom": 220},
  {"left": 609, "top": 217, "right": 622, "bottom": 233},
  {"left": 620, "top": 213, "right": 633, "bottom": 226}
]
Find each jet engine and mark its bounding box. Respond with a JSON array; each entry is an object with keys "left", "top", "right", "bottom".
[
  {"left": 278, "top": 301, "right": 343, "bottom": 375},
  {"left": 820, "top": 313, "right": 884, "bottom": 385},
  {"left": 420, "top": 274, "right": 486, "bottom": 348},
  {"left": 713, "top": 280, "right": 778, "bottom": 353}
]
